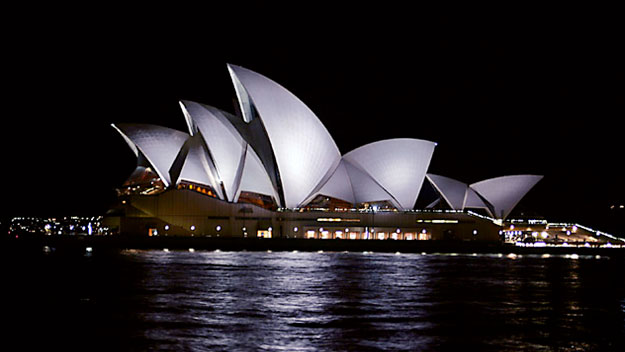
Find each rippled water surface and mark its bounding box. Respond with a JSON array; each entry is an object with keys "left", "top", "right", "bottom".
[{"left": 5, "top": 250, "right": 625, "bottom": 351}]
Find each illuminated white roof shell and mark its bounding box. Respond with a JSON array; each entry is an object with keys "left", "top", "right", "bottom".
[
  {"left": 343, "top": 139, "right": 436, "bottom": 210},
  {"left": 470, "top": 175, "right": 543, "bottom": 219},
  {"left": 179, "top": 101, "right": 246, "bottom": 202},
  {"left": 234, "top": 146, "right": 280, "bottom": 203},
  {"left": 426, "top": 174, "right": 468, "bottom": 210},
  {"left": 463, "top": 187, "right": 491, "bottom": 214},
  {"left": 426, "top": 173, "right": 490, "bottom": 212},
  {"left": 112, "top": 123, "right": 189, "bottom": 187},
  {"left": 305, "top": 160, "right": 356, "bottom": 205},
  {"left": 176, "top": 135, "right": 223, "bottom": 198},
  {"left": 343, "top": 160, "right": 394, "bottom": 205},
  {"left": 227, "top": 64, "right": 342, "bottom": 208}
]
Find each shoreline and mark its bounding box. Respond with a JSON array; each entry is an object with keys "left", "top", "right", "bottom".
[{"left": 4, "top": 235, "right": 625, "bottom": 258}]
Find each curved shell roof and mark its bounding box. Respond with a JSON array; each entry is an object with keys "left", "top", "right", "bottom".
[
  {"left": 227, "top": 64, "right": 342, "bottom": 209},
  {"left": 464, "top": 187, "right": 492, "bottom": 214},
  {"left": 426, "top": 173, "right": 491, "bottom": 212},
  {"left": 174, "top": 134, "right": 223, "bottom": 199},
  {"left": 470, "top": 175, "right": 543, "bottom": 219},
  {"left": 112, "top": 123, "right": 189, "bottom": 187},
  {"left": 179, "top": 101, "right": 246, "bottom": 202},
  {"left": 234, "top": 145, "right": 280, "bottom": 203},
  {"left": 426, "top": 174, "right": 468, "bottom": 210},
  {"left": 303, "top": 159, "right": 356, "bottom": 205},
  {"left": 343, "top": 160, "right": 395, "bottom": 205},
  {"left": 343, "top": 139, "right": 436, "bottom": 210}
]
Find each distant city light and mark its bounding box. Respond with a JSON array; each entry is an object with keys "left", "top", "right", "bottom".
[{"left": 9, "top": 216, "right": 111, "bottom": 236}]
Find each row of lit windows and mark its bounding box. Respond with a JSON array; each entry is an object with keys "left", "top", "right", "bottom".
[
  {"left": 302, "top": 227, "right": 435, "bottom": 240},
  {"left": 177, "top": 183, "right": 217, "bottom": 197},
  {"left": 304, "top": 230, "right": 432, "bottom": 240}
]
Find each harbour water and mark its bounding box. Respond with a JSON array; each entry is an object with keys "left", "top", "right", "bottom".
[{"left": 4, "top": 249, "right": 625, "bottom": 351}]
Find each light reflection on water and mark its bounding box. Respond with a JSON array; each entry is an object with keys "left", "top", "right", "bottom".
[
  {"left": 5, "top": 250, "right": 625, "bottom": 351},
  {"left": 130, "top": 251, "right": 436, "bottom": 351}
]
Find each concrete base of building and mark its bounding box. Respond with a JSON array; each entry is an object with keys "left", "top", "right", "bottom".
[{"left": 104, "top": 189, "right": 503, "bottom": 242}]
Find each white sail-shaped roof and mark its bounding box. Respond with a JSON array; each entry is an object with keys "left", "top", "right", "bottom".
[
  {"left": 304, "top": 160, "right": 355, "bottom": 205},
  {"left": 343, "top": 160, "right": 395, "bottom": 205},
  {"left": 234, "top": 146, "right": 280, "bottom": 203},
  {"left": 470, "top": 175, "right": 543, "bottom": 219},
  {"left": 112, "top": 123, "right": 189, "bottom": 187},
  {"left": 425, "top": 173, "right": 492, "bottom": 214},
  {"left": 179, "top": 101, "right": 246, "bottom": 202},
  {"left": 173, "top": 135, "right": 224, "bottom": 199},
  {"left": 343, "top": 139, "right": 436, "bottom": 210},
  {"left": 464, "top": 188, "right": 492, "bottom": 215},
  {"left": 227, "top": 64, "right": 342, "bottom": 208},
  {"left": 426, "top": 174, "right": 468, "bottom": 210}
]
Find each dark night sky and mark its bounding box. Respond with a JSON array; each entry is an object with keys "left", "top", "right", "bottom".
[{"left": 2, "top": 6, "right": 623, "bottom": 233}]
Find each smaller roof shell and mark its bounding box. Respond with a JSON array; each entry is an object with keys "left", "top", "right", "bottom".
[
  {"left": 470, "top": 175, "right": 543, "bottom": 219},
  {"left": 303, "top": 159, "right": 356, "bottom": 205},
  {"left": 426, "top": 174, "right": 468, "bottom": 210},
  {"left": 179, "top": 101, "right": 247, "bottom": 202},
  {"left": 234, "top": 145, "right": 281, "bottom": 203},
  {"left": 112, "top": 123, "right": 189, "bottom": 187},
  {"left": 343, "top": 160, "right": 395, "bottom": 205},
  {"left": 343, "top": 138, "right": 436, "bottom": 210},
  {"left": 426, "top": 173, "right": 491, "bottom": 213},
  {"left": 174, "top": 134, "right": 223, "bottom": 199}
]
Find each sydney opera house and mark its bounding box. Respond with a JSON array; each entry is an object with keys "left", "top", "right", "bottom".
[{"left": 105, "top": 64, "right": 545, "bottom": 242}]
